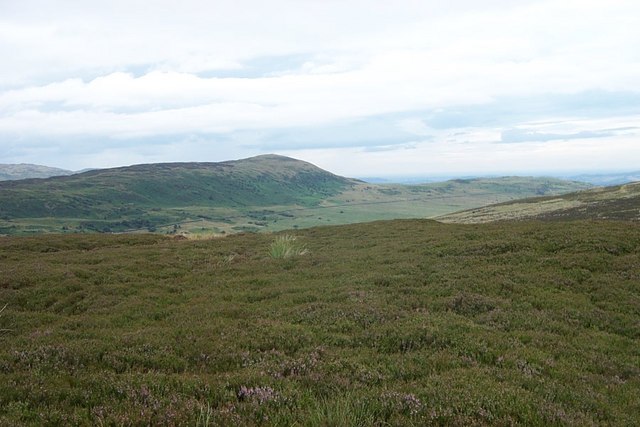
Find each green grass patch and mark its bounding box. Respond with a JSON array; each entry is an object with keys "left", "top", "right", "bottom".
[{"left": 268, "top": 234, "right": 308, "bottom": 259}]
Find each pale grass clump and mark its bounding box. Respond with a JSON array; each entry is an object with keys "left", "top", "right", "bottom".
[
  {"left": 195, "top": 403, "right": 213, "bottom": 427},
  {"left": 269, "top": 235, "right": 308, "bottom": 259},
  {"left": 0, "top": 304, "right": 10, "bottom": 336}
]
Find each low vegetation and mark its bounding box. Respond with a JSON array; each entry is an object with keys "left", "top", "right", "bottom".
[{"left": 1, "top": 219, "right": 639, "bottom": 425}]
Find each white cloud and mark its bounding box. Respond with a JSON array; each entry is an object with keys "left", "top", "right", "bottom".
[
  {"left": 0, "top": 0, "right": 639, "bottom": 173},
  {"left": 288, "top": 134, "right": 640, "bottom": 177}
]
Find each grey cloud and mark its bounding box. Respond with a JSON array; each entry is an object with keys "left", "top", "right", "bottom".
[
  {"left": 195, "top": 54, "right": 314, "bottom": 79},
  {"left": 363, "top": 143, "right": 418, "bottom": 153},
  {"left": 500, "top": 129, "right": 615, "bottom": 144},
  {"left": 424, "top": 90, "right": 640, "bottom": 130},
  {"left": 240, "top": 113, "right": 422, "bottom": 151}
]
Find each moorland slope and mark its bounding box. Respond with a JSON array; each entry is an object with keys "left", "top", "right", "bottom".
[
  {"left": 1, "top": 219, "right": 638, "bottom": 425},
  {"left": 439, "top": 181, "right": 640, "bottom": 223}
]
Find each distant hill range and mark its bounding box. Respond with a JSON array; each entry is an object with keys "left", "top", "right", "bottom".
[
  {"left": 361, "top": 171, "right": 640, "bottom": 186},
  {"left": 0, "top": 163, "right": 75, "bottom": 181},
  {"left": 0, "top": 154, "right": 593, "bottom": 235},
  {"left": 438, "top": 181, "right": 640, "bottom": 223},
  {"left": 567, "top": 171, "right": 640, "bottom": 186}
]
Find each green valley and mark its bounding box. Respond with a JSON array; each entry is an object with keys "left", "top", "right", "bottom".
[{"left": 0, "top": 155, "right": 591, "bottom": 236}]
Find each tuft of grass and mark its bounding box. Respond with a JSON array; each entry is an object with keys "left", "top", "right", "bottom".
[
  {"left": 0, "top": 304, "right": 10, "bottom": 336},
  {"left": 269, "top": 234, "right": 308, "bottom": 259},
  {"left": 195, "top": 402, "right": 213, "bottom": 427}
]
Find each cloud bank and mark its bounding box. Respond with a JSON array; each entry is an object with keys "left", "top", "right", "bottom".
[{"left": 0, "top": 0, "right": 639, "bottom": 175}]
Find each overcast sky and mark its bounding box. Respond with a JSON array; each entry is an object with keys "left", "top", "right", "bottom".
[{"left": 1, "top": 0, "right": 639, "bottom": 177}]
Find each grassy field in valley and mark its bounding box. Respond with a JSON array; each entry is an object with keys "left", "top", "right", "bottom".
[{"left": 1, "top": 219, "right": 639, "bottom": 425}]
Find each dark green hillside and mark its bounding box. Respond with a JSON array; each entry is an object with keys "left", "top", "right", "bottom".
[
  {"left": 0, "top": 155, "right": 353, "bottom": 215},
  {"left": 0, "top": 155, "right": 354, "bottom": 232},
  {"left": 1, "top": 219, "right": 639, "bottom": 425},
  {"left": 439, "top": 181, "right": 640, "bottom": 223}
]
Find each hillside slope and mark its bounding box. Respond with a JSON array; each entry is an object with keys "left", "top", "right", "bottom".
[
  {"left": 0, "top": 155, "right": 353, "bottom": 215},
  {"left": 438, "top": 181, "right": 640, "bottom": 223},
  {"left": 0, "top": 155, "right": 354, "bottom": 232}
]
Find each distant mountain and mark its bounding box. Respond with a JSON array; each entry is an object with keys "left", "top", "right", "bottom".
[
  {"left": 0, "top": 163, "right": 74, "bottom": 181},
  {"left": 438, "top": 181, "right": 640, "bottom": 223},
  {"left": 365, "top": 171, "right": 640, "bottom": 186},
  {"left": 0, "top": 155, "right": 592, "bottom": 235}
]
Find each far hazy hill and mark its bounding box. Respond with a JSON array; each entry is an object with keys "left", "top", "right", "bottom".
[
  {"left": 438, "top": 181, "right": 640, "bottom": 223},
  {"left": 0, "top": 163, "right": 74, "bottom": 181},
  {"left": 0, "top": 155, "right": 591, "bottom": 235},
  {"left": 567, "top": 171, "right": 640, "bottom": 186}
]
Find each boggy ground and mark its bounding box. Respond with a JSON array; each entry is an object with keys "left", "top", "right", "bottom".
[{"left": 0, "top": 219, "right": 639, "bottom": 425}]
